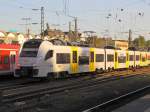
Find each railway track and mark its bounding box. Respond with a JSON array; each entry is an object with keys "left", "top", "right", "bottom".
[
  {"left": 82, "top": 84, "right": 150, "bottom": 112},
  {"left": 0, "top": 66, "right": 149, "bottom": 92},
  {"left": 0, "top": 67, "right": 149, "bottom": 112},
  {"left": 1, "top": 67, "right": 150, "bottom": 103},
  {"left": 2, "top": 73, "right": 141, "bottom": 103}
]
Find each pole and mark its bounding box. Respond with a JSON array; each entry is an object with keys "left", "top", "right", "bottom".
[
  {"left": 74, "top": 17, "right": 78, "bottom": 41},
  {"left": 41, "top": 7, "right": 44, "bottom": 39},
  {"left": 69, "top": 21, "right": 72, "bottom": 41},
  {"left": 21, "top": 18, "right": 31, "bottom": 34},
  {"left": 129, "top": 29, "right": 132, "bottom": 47}
]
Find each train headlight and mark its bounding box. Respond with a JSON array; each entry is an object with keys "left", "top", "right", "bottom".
[{"left": 32, "top": 63, "right": 39, "bottom": 68}]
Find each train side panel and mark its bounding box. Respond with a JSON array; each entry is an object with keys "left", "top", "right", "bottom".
[{"left": 94, "top": 48, "right": 105, "bottom": 72}]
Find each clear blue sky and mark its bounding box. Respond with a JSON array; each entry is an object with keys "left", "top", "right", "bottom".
[{"left": 0, "top": 0, "right": 150, "bottom": 40}]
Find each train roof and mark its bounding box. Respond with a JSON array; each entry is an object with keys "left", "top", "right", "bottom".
[{"left": 0, "top": 44, "right": 20, "bottom": 49}]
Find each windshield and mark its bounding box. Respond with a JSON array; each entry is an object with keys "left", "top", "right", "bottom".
[
  {"left": 20, "top": 51, "right": 38, "bottom": 57},
  {"left": 23, "top": 39, "right": 42, "bottom": 49}
]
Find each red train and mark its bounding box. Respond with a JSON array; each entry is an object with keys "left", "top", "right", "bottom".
[{"left": 0, "top": 44, "right": 20, "bottom": 75}]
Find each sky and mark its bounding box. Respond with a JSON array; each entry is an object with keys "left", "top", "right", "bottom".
[{"left": 0, "top": 0, "right": 150, "bottom": 40}]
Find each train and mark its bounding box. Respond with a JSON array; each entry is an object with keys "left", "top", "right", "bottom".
[
  {"left": 0, "top": 44, "right": 20, "bottom": 75},
  {"left": 15, "top": 39, "right": 150, "bottom": 78}
]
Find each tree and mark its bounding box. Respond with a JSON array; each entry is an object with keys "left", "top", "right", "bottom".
[
  {"left": 146, "top": 40, "right": 150, "bottom": 48},
  {"left": 133, "top": 35, "right": 146, "bottom": 49},
  {"left": 138, "top": 36, "right": 146, "bottom": 48}
]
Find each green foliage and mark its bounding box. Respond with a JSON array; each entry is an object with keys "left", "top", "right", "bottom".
[
  {"left": 133, "top": 35, "right": 147, "bottom": 49},
  {"left": 146, "top": 40, "right": 150, "bottom": 47}
]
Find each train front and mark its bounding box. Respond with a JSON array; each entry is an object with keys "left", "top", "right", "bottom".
[{"left": 15, "top": 39, "right": 43, "bottom": 77}]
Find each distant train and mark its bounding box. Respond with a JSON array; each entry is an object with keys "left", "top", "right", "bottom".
[
  {"left": 0, "top": 44, "right": 20, "bottom": 75},
  {"left": 15, "top": 39, "right": 150, "bottom": 78}
]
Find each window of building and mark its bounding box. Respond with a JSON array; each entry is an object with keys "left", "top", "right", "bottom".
[
  {"left": 129, "top": 55, "right": 134, "bottom": 61},
  {"left": 90, "top": 52, "right": 94, "bottom": 62},
  {"left": 107, "top": 54, "right": 114, "bottom": 62},
  {"left": 136, "top": 55, "right": 140, "bottom": 61},
  {"left": 4, "top": 56, "right": 9, "bottom": 64},
  {"left": 79, "top": 56, "right": 89, "bottom": 65},
  {"left": 72, "top": 51, "right": 77, "bottom": 63},
  {"left": 118, "top": 56, "right": 126, "bottom": 63},
  {"left": 96, "top": 54, "right": 104, "bottom": 62},
  {"left": 56, "top": 53, "right": 70, "bottom": 64},
  {"left": 45, "top": 50, "right": 53, "bottom": 60}
]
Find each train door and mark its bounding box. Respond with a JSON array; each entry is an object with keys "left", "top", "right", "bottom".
[
  {"left": 3, "top": 50, "right": 10, "bottom": 71},
  {"left": 10, "top": 51, "right": 16, "bottom": 72},
  {"left": 89, "top": 48, "right": 95, "bottom": 72},
  {"left": 126, "top": 51, "right": 129, "bottom": 68},
  {"left": 71, "top": 47, "right": 78, "bottom": 74},
  {"left": 0, "top": 50, "right": 2, "bottom": 70},
  {"left": 114, "top": 51, "right": 118, "bottom": 69}
]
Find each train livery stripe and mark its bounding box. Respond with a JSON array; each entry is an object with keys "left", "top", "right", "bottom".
[
  {"left": 89, "top": 48, "right": 95, "bottom": 72},
  {"left": 71, "top": 46, "right": 78, "bottom": 74}
]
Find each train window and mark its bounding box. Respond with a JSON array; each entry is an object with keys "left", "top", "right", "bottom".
[
  {"left": 45, "top": 50, "right": 53, "bottom": 60},
  {"left": 20, "top": 51, "right": 38, "bottom": 57},
  {"left": 129, "top": 55, "right": 134, "bottom": 61},
  {"left": 148, "top": 56, "right": 150, "bottom": 60},
  {"left": 79, "top": 56, "right": 89, "bottom": 65},
  {"left": 73, "top": 51, "right": 77, "bottom": 63},
  {"left": 107, "top": 54, "right": 114, "bottom": 62},
  {"left": 4, "top": 56, "right": 9, "bottom": 64},
  {"left": 11, "top": 55, "right": 16, "bottom": 64},
  {"left": 23, "top": 39, "right": 42, "bottom": 48},
  {"left": 140, "top": 54, "right": 142, "bottom": 61},
  {"left": 142, "top": 57, "right": 146, "bottom": 62},
  {"left": 90, "top": 52, "right": 94, "bottom": 62},
  {"left": 115, "top": 52, "right": 117, "bottom": 62},
  {"left": 126, "top": 53, "right": 129, "bottom": 61},
  {"left": 136, "top": 55, "right": 140, "bottom": 61},
  {"left": 56, "top": 53, "right": 70, "bottom": 64},
  {"left": 96, "top": 54, "right": 104, "bottom": 62},
  {"left": 118, "top": 56, "right": 126, "bottom": 63}
]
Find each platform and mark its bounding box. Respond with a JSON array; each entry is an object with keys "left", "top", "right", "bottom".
[{"left": 112, "top": 94, "right": 150, "bottom": 112}]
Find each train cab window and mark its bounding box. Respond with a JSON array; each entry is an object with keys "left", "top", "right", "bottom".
[
  {"left": 45, "top": 50, "right": 53, "bottom": 60},
  {"left": 96, "top": 54, "right": 104, "bottom": 62},
  {"left": 107, "top": 54, "right": 114, "bottom": 62},
  {"left": 20, "top": 51, "right": 38, "bottom": 57},
  {"left": 136, "top": 55, "right": 140, "bottom": 61},
  {"left": 73, "top": 51, "right": 77, "bottom": 63},
  {"left": 129, "top": 55, "right": 134, "bottom": 61},
  {"left": 79, "top": 56, "right": 89, "bottom": 65},
  {"left": 4, "top": 56, "right": 9, "bottom": 64},
  {"left": 90, "top": 52, "right": 94, "bottom": 62},
  {"left": 23, "top": 39, "right": 42, "bottom": 48}
]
